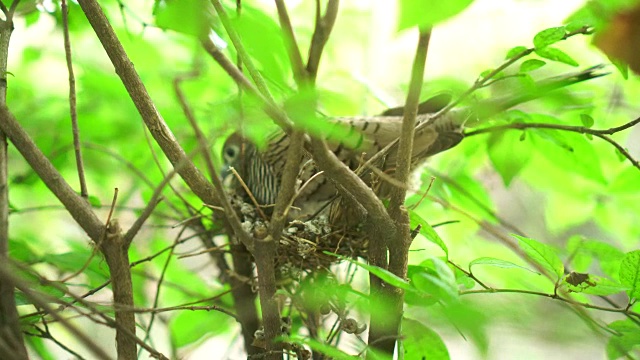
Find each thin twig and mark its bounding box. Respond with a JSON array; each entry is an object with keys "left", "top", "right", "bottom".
[
  {"left": 465, "top": 119, "right": 640, "bottom": 170},
  {"left": 210, "top": 0, "right": 275, "bottom": 101},
  {"left": 229, "top": 166, "right": 268, "bottom": 220},
  {"left": 59, "top": 188, "right": 119, "bottom": 283},
  {"left": 437, "top": 26, "right": 594, "bottom": 116},
  {"left": 274, "top": 0, "right": 307, "bottom": 83},
  {"left": 61, "top": 0, "right": 88, "bottom": 199},
  {"left": 0, "top": 263, "right": 112, "bottom": 360},
  {"left": 369, "top": 28, "right": 432, "bottom": 358},
  {"left": 306, "top": 0, "right": 339, "bottom": 81},
  {"left": 138, "top": 224, "right": 189, "bottom": 357},
  {"left": 123, "top": 169, "right": 172, "bottom": 246}
]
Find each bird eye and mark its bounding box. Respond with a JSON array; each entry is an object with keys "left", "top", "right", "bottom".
[{"left": 223, "top": 144, "right": 240, "bottom": 164}]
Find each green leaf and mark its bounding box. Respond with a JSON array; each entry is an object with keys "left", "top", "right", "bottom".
[
  {"left": 325, "top": 252, "right": 412, "bottom": 291},
  {"left": 487, "top": 130, "right": 532, "bottom": 186},
  {"left": 519, "top": 59, "right": 546, "bottom": 72},
  {"left": 88, "top": 195, "right": 102, "bottom": 207},
  {"left": 408, "top": 209, "right": 448, "bottom": 258},
  {"left": 402, "top": 318, "right": 450, "bottom": 360},
  {"left": 170, "top": 310, "right": 231, "bottom": 348},
  {"left": 535, "top": 47, "right": 579, "bottom": 66},
  {"left": 619, "top": 250, "right": 640, "bottom": 301},
  {"left": 609, "top": 166, "right": 640, "bottom": 194},
  {"left": 514, "top": 235, "right": 564, "bottom": 279},
  {"left": 397, "top": 0, "right": 474, "bottom": 31},
  {"left": 580, "top": 113, "right": 595, "bottom": 128},
  {"left": 230, "top": 5, "right": 290, "bottom": 88},
  {"left": 566, "top": 237, "right": 625, "bottom": 278},
  {"left": 606, "top": 320, "right": 640, "bottom": 360},
  {"left": 610, "top": 57, "right": 629, "bottom": 80},
  {"left": 530, "top": 124, "right": 606, "bottom": 184},
  {"left": 43, "top": 248, "right": 110, "bottom": 287},
  {"left": 533, "top": 27, "right": 566, "bottom": 48},
  {"left": 505, "top": 46, "right": 528, "bottom": 60},
  {"left": 8, "top": 237, "right": 40, "bottom": 264},
  {"left": 469, "top": 257, "right": 538, "bottom": 274},
  {"left": 25, "top": 336, "right": 57, "bottom": 360},
  {"left": 431, "top": 172, "right": 496, "bottom": 222},
  {"left": 411, "top": 258, "right": 459, "bottom": 303},
  {"left": 615, "top": 147, "right": 627, "bottom": 162},
  {"left": 154, "top": 0, "right": 213, "bottom": 37}
]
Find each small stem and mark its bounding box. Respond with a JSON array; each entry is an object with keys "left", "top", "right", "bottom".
[{"left": 61, "top": 0, "right": 88, "bottom": 199}]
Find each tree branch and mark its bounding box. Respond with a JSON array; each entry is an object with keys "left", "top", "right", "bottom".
[
  {"left": 0, "top": 4, "right": 27, "bottom": 357},
  {"left": 437, "top": 25, "right": 594, "bottom": 116},
  {"left": 465, "top": 119, "right": 640, "bottom": 170},
  {"left": 368, "top": 29, "right": 432, "bottom": 357},
  {"left": 307, "top": 0, "right": 339, "bottom": 81},
  {"left": 0, "top": 262, "right": 112, "bottom": 360},
  {"left": 274, "top": 0, "right": 307, "bottom": 83},
  {"left": 76, "top": 0, "right": 255, "bottom": 252},
  {"left": 61, "top": 0, "right": 88, "bottom": 199}
]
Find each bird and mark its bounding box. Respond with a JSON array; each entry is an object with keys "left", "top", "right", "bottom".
[{"left": 222, "top": 65, "right": 607, "bottom": 222}]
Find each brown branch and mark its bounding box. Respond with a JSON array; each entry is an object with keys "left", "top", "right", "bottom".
[
  {"left": 173, "top": 67, "right": 262, "bottom": 355},
  {"left": 269, "top": 131, "right": 304, "bottom": 239},
  {"left": 0, "top": 3, "right": 26, "bottom": 357},
  {"left": 200, "top": 37, "right": 293, "bottom": 133},
  {"left": 60, "top": 189, "right": 119, "bottom": 284},
  {"left": 465, "top": 119, "right": 640, "bottom": 170},
  {"left": 17, "top": 259, "right": 170, "bottom": 360},
  {"left": 210, "top": 0, "right": 275, "bottom": 101},
  {"left": 76, "top": 0, "right": 255, "bottom": 252},
  {"left": 306, "top": 0, "right": 339, "bottom": 81},
  {"left": 0, "top": 262, "right": 111, "bottom": 360},
  {"left": 368, "top": 29, "right": 432, "bottom": 357},
  {"left": 309, "top": 137, "right": 396, "bottom": 249},
  {"left": 172, "top": 70, "right": 218, "bottom": 182},
  {"left": 253, "top": 235, "right": 282, "bottom": 359},
  {"left": 123, "top": 169, "right": 172, "bottom": 247},
  {"left": 461, "top": 288, "right": 640, "bottom": 318},
  {"left": 99, "top": 220, "right": 137, "bottom": 359},
  {"left": 274, "top": 0, "right": 307, "bottom": 83},
  {"left": 138, "top": 224, "right": 187, "bottom": 354},
  {"left": 61, "top": 0, "right": 88, "bottom": 199}
]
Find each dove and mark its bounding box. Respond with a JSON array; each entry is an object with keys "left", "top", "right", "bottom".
[{"left": 222, "top": 65, "right": 606, "bottom": 220}]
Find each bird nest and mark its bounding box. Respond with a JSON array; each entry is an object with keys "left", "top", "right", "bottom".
[{"left": 230, "top": 196, "right": 369, "bottom": 273}]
